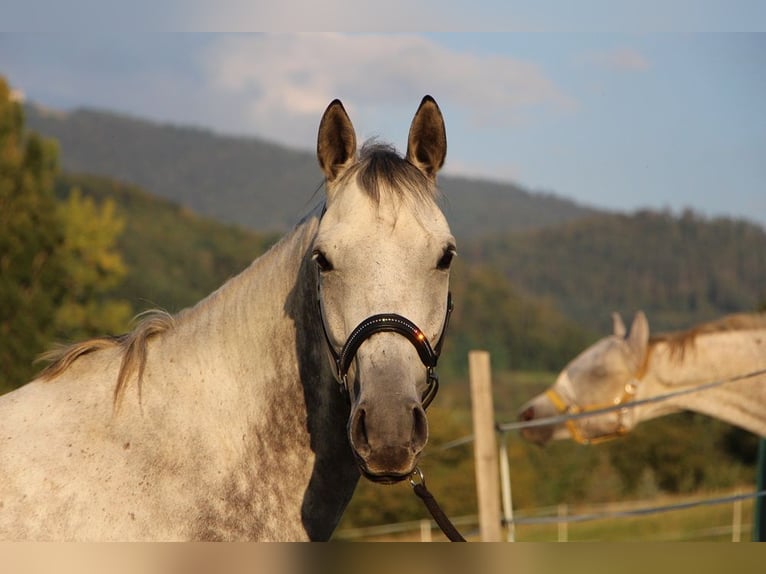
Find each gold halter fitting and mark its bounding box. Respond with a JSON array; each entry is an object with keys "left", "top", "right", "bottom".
[{"left": 545, "top": 380, "right": 638, "bottom": 445}]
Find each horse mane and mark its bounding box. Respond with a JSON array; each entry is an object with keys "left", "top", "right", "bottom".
[
  {"left": 38, "top": 310, "right": 175, "bottom": 408},
  {"left": 651, "top": 311, "right": 766, "bottom": 360},
  {"left": 336, "top": 141, "right": 437, "bottom": 204}
]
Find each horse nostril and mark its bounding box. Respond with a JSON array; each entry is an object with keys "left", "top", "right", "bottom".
[
  {"left": 349, "top": 408, "right": 370, "bottom": 456},
  {"left": 411, "top": 405, "right": 428, "bottom": 452},
  {"left": 519, "top": 405, "right": 535, "bottom": 422}
]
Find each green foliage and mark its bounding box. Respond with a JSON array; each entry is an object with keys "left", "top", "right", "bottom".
[
  {"left": 472, "top": 210, "right": 766, "bottom": 334},
  {"left": 0, "top": 78, "right": 66, "bottom": 391},
  {"left": 442, "top": 261, "right": 594, "bottom": 375},
  {"left": 607, "top": 413, "right": 757, "bottom": 495},
  {"left": 0, "top": 77, "right": 131, "bottom": 392},
  {"left": 53, "top": 189, "right": 132, "bottom": 340},
  {"left": 54, "top": 173, "right": 279, "bottom": 314}
]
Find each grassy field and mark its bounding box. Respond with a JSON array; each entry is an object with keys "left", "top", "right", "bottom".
[
  {"left": 336, "top": 488, "right": 757, "bottom": 542},
  {"left": 513, "top": 489, "right": 755, "bottom": 542}
]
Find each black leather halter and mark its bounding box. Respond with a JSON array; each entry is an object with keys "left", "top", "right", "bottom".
[{"left": 318, "top": 292, "right": 453, "bottom": 410}]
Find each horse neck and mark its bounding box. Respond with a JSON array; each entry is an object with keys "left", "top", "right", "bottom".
[
  {"left": 150, "top": 212, "right": 329, "bottom": 420},
  {"left": 132, "top": 210, "right": 358, "bottom": 539},
  {"left": 636, "top": 328, "right": 766, "bottom": 435}
]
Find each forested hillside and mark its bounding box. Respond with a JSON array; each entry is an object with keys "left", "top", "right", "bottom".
[
  {"left": 24, "top": 103, "right": 601, "bottom": 239},
  {"left": 53, "top": 173, "right": 279, "bottom": 315},
  {"left": 0, "top": 79, "right": 131, "bottom": 390},
  {"left": 468, "top": 210, "right": 766, "bottom": 334}
]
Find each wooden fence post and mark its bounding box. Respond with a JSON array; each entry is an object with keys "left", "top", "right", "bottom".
[
  {"left": 469, "top": 350, "right": 501, "bottom": 542},
  {"left": 558, "top": 503, "right": 569, "bottom": 542},
  {"left": 732, "top": 492, "right": 742, "bottom": 542},
  {"left": 754, "top": 438, "right": 766, "bottom": 541},
  {"left": 420, "top": 519, "right": 432, "bottom": 542}
]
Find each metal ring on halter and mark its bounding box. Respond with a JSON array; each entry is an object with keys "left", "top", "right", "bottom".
[{"left": 409, "top": 466, "right": 426, "bottom": 487}]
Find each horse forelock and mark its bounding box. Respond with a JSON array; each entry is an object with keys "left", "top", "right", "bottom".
[
  {"left": 333, "top": 141, "right": 437, "bottom": 205},
  {"left": 38, "top": 309, "right": 176, "bottom": 408}
]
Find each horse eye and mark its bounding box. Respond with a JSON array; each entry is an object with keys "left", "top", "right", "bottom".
[
  {"left": 312, "top": 250, "right": 333, "bottom": 272},
  {"left": 436, "top": 247, "right": 456, "bottom": 270}
]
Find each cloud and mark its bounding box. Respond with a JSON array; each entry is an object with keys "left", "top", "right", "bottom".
[
  {"left": 592, "top": 48, "right": 651, "bottom": 72},
  {"left": 199, "top": 34, "right": 575, "bottom": 148},
  {"left": 179, "top": 1, "right": 487, "bottom": 32}
]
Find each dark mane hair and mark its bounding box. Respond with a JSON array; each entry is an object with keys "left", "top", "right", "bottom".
[{"left": 335, "top": 141, "right": 437, "bottom": 203}]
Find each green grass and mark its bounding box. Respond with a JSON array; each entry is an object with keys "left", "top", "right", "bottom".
[
  {"left": 513, "top": 489, "right": 755, "bottom": 542},
  {"left": 338, "top": 488, "right": 757, "bottom": 542}
]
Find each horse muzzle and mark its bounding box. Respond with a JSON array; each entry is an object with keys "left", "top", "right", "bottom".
[
  {"left": 518, "top": 402, "right": 556, "bottom": 446},
  {"left": 348, "top": 396, "right": 429, "bottom": 483}
]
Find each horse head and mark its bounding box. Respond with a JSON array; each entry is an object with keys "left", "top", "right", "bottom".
[
  {"left": 518, "top": 311, "right": 650, "bottom": 445},
  {"left": 314, "top": 96, "right": 454, "bottom": 483}
]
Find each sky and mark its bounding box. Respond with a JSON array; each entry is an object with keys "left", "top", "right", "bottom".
[{"left": 1, "top": 14, "right": 764, "bottom": 227}]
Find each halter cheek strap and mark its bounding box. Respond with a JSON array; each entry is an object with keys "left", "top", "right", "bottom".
[{"left": 318, "top": 293, "right": 453, "bottom": 410}]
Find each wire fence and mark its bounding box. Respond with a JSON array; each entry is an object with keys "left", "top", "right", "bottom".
[
  {"left": 336, "top": 489, "right": 765, "bottom": 541},
  {"left": 514, "top": 489, "right": 765, "bottom": 525}
]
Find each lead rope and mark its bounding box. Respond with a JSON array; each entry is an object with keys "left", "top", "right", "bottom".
[{"left": 410, "top": 467, "right": 466, "bottom": 542}]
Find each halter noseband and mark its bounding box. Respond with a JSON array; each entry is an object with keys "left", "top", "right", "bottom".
[
  {"left": 545, "top": 377, "right": 638, "bottom": 445},
  {"left": 318, "top": 292, "right": 453, "bottom": 410}
]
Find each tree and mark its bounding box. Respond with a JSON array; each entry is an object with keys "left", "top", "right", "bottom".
[
  {"left": 0, "top": 76, "right": 131, "bottom": 393},
  {"left": 53, "top": 189, "right": 132, "bottom": 341},
  {"left": 0, "top": 77, "right": 66, "bottom": 392}
]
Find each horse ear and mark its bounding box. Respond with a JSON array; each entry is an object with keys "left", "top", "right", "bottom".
[
  {"left": 612, "top": 312, "right": 626, "bottom": 337},
  {"left": 626, "top": 311, "right": 649, "bottom": 365},
  {"left": 317, "top": 99, "right": 357, "bottom": 184},
  {"left": 406, "top": 95, "right": 447, "bottom": 179}
]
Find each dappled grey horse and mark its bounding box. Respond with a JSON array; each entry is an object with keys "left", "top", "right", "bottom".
[
  {"left": 518, "top": 311, "right": 766, "bottom": 445},
  {"left": 0, "top": 96, "right": 455, "bottom": 540}
]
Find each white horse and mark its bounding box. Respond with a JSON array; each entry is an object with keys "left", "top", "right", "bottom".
[
  {"left": 0, "top": 96, "right": 456, "bottom": 541},
  {"left": 518, "top": 311, "right": 766, "bottom": 445}
]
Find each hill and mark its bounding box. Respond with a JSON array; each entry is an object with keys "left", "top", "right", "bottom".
[
  {"left": 468, "top": 209, "right": 766, "bottom": 334},
  {"left": 27, "top": 102, "right": 766, "bottom": 341},
  {"left": 53, "top": 173, "right": 279, "bottom": 315},
  {"left": 25, "top": 103, "right": 601, "bottom": 239}
]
